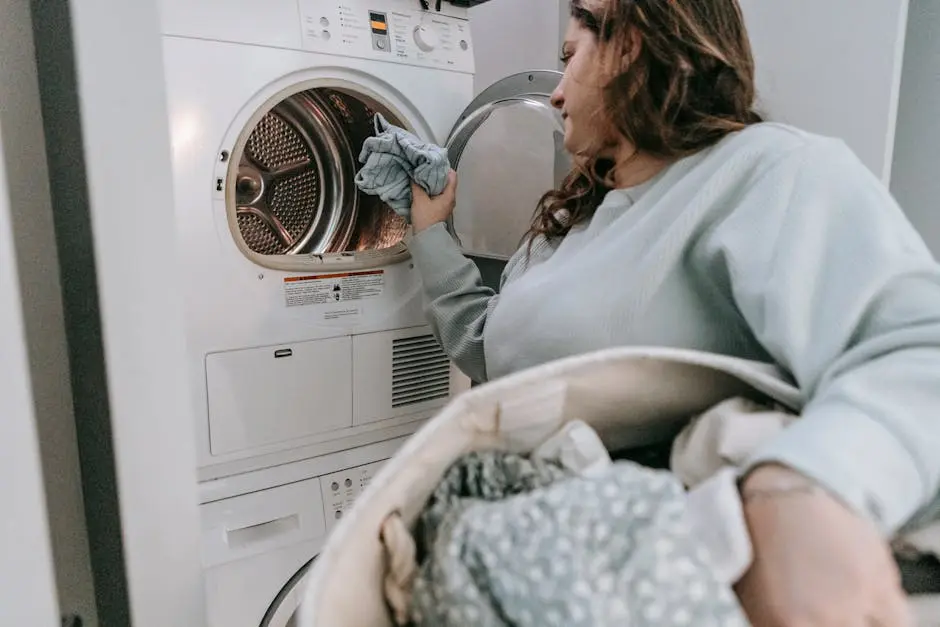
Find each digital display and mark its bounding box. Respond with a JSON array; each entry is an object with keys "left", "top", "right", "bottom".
[{"left": 369, "top": 11, "right": 388, "bottom": 34}]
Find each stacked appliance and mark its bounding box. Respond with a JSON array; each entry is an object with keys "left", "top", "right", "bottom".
[{"left": 159, "top": 0, "right": 565, "bottom": 623}]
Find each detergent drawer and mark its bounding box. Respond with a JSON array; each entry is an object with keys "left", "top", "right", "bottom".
[
  {"left": 206, "top": 336, "right": 353, "bottom": 455},
  {"left": 199, "top": 475, "right": 326, "bottom": 568}
]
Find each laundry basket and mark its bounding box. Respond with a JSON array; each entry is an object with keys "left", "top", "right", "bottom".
[{"left": 294, "top": 347, "right": 939, "bottom": 626}]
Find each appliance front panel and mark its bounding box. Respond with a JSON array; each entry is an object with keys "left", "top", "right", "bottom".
[
  {"left": 161, "top": 35, "right": 474, "bottom": 473},
  {"left": 160, "top": 0, "right": 474, "bottom": 74},
  {"left": 200, "top": 455, "right": 389, "bottom": 627},
  {"left": 298, "top": 0, "right": 474, "bottom": 74},
  {"left": 205, "top": 337, "right": 354, "bottom": 456}
]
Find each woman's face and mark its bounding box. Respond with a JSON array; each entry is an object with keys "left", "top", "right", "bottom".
[{"left": 551, "top": 17, "right": 610, "bottom": 156}]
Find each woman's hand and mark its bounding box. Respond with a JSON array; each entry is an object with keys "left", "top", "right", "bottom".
[
  {"left": 411, "top": 170, "right": 457, "bottom": 233},
  {"left": 735, "top": 464, "right": 911, "bottom": 626}
]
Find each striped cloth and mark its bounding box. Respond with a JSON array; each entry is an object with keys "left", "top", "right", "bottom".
[{"left": 354, "top": 113, "right": 450, "bottom": 222}]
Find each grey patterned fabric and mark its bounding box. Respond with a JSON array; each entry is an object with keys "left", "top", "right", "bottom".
[
  {"left": 354, "top": 113, "right": 450, "bottom": 221},
  {"left": 410, "top": 451, "right": 748, "bottom": 627}
]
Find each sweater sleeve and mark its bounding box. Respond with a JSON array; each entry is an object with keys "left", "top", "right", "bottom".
[
  {"left": 406, "top": 222, "right": 498, "bottom": 383},
  {"left": 705, "top": 137, "right": 940, "bottom": 533}
]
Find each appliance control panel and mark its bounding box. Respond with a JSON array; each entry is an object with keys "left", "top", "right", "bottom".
[
  {"left": 298, "top": 0, "right": 474, "bottom": 74},
  {"left": 320, "top": 459, "right": 387, "bottom": 532}
]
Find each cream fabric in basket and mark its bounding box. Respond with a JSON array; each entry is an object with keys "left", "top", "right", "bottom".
[{"left": 294, "top": 347, "right": 938, "bottom": 626}]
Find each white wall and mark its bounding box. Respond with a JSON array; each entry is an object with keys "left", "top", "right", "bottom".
[
  {"left": 739, "top": 0, "right": 909, "bottom": 183},
  {"left": 0, "top": 105, "right": 61, "bottom": 627},
  {"left": 470, "top": 0, "right": 566, "bottom": 93},
  {"left": 891, "top": 0, "right": 940, "bottom": 257},
  {"left": 0, "top": 5, "right": 62, "bottom": 623},
  {"left": 0, "top": 1, "right": 98, "bottom": 623},
  {"left": 472, "top": 0, "right": 912, "bottom": 186}
]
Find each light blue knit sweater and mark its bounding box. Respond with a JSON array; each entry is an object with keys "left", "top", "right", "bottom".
[{"left": 407, "top": 123, "right": 940, "bottom": 535}]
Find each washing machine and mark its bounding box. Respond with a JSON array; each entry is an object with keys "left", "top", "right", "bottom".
[
  {"left": 197, "top": 436, "right": 405, "bottom": 627},
  {"left": 159, "top": 0, "right": 567, "bottom": 483},
  {"left": 160, "top": 1, "right": 566, "bottom": 622}
]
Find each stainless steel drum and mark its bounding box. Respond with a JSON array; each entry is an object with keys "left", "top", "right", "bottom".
[{"left": 232, "top": 88, "right": 407, "bottom": 257}]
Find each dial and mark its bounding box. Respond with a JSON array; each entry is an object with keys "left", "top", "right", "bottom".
[{"left": 413, "top": 24, "right": 438, "bottom": 52}]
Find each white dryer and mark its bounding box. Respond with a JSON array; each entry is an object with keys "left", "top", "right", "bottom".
[
  {"left": 159, "top": 0, "right": 567, "bottom": 483},
  {"left": 159, "top": 0, "right": 566, "bottom": 624}
]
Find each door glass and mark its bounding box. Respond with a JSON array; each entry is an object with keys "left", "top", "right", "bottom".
[{"left": 447, "top": 72, "right": 569, "bottom": 261}]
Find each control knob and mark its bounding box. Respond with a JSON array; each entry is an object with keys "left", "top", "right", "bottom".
[{"left": 413, "top": 24, "right": 438, "bottom": 52}]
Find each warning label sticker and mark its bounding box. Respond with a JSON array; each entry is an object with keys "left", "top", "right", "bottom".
[{"left": 283, "top": 270, "right": 384, "bottom": 308}]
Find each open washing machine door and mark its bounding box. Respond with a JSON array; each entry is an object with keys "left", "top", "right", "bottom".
[{"left": 444, "top": 70, "right": 568, "bottom": 263}]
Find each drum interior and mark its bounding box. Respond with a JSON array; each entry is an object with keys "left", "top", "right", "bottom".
[{"left": 232, "top": 87, "right": 408, "bottom": 257}]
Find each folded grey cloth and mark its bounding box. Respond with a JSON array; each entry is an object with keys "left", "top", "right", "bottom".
[
  {"left": 354, "top": 113, "right": 450, "bottom": 222},
  {"left": 409, "top": 451, "right": 748, "bottom": 627}
]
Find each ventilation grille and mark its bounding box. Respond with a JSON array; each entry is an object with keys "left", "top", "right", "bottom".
[{"left": 392, "top": 334, "right": 451, "bottom": 408}]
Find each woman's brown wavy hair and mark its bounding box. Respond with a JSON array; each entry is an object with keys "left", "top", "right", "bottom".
[{"left": 529, "top": 0, "right": 763, "bottom": 241}]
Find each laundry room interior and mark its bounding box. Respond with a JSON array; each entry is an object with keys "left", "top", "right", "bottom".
[{"left": 3, "top": 0, "right": 940, "bottom": 626}]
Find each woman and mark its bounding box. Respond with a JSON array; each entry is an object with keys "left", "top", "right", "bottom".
[{"left": 407, "top": 0, "right": 940, "bottom": 624}]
